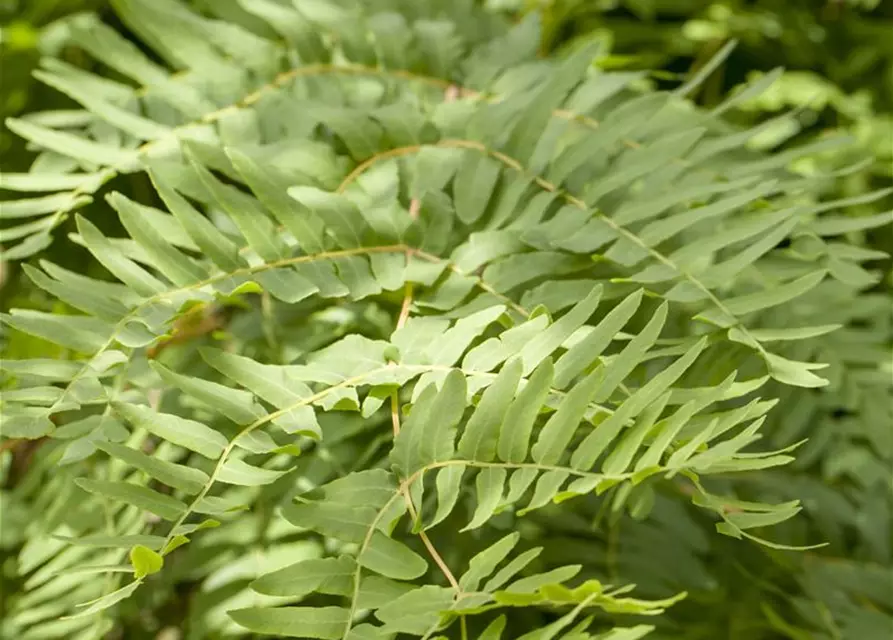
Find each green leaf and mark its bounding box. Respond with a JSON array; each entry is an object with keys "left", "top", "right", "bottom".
[
  {"left": 573, "top": 336, "right": 707, "bottom": 470},
  {"left": 229, "top": 606, "right": 350, "bottom": 639},
  {"left": 76, "top": 215, "right": 167, "bottom": 297},
  {"left": 519, "top": 287, "right": 602, "bottom": 375},
  {"left": 592, "top": 302, "right": 668, "bottom": 403},
  {"left": 483, "top": 548, "right": 544, "bottom": 591},
  {"left": 480, "top": 616, "right": 508, "bottom": 640},
  {"left": 95, "top": 441, "right": 209, "bottom": 494},
  {"left": 697, "top": 271, "right": 827, "bottom": 327},
  {"left": 553, "top": 290, "right": 643, "bottom": 389},
  {"left": 62, "top": 580, "right": 141, "bottom": 620},
  {"left": 108, "top": 192, "right": 208, "bottom": 287},
  {"left": 459, "top": 532, "right": 521, "bottom": 592},
  {"left": 114, "top": 402, "right": 228, "bottom": 459},
  {"left": 518, "top": 470, "right": 570, "bottom": 515},
  {"left": 56, "top": 534, "right": 166, "bottom": 550},
  {"left": 282, "top": 470, "right": 398, "bottom": 543},
  {"left": 765, "top": 353, "right": 830, "bottom": 388},
  {"left": 359, "top": 531, "right": 428, "bottom": 580},
  {"left": 428, "top": 464, "right": 466, "bottom": 530},
  {"left": 34, "top": 70, "right": 171, "bottom": 140},
  {"left": 75, "top": 479, "right": 187, "bottom": 521},
  {"left": 497, "top": 358, "right": 554, "bottom": 463},
  {"left": 376, "top": 585, "right": 454, "bottom": 634},
  {"left": 0, "top": 192, "right": 91, "bottom": 219},
  {"left": 226, "top": 147, "right": 327, "bottom": 253},
  {"left": 676, "top": 39, "right": 737, "bottom": 97},
  {"left": 428, "top": 306, "right": 506, "bottom": 367},
  {"left": 458, "top": 357, "right": 523, "bottom": 462},
  {"left": 5, "top": 118, "right": 138, "bottom": 170},
  {"left": 217, "top": 458, "right": 287, "bottom": 486},
  {"left": 251, "top": 556, "right": 355, "bottom": 597},
  {"left": 531, "top": 368, "right": 602, "bottom": 465},
  {"left": 0, "top": 171, "right": 107, "bottom": 192},
  {"left": 1, "top": 309, "right": 111, "bottom": 353},
  {"left": 453, "top": 153, "right": 503, "bottom": 225},
  {"left": 150, "top": 362, "right": 266, "bottom": 425},
  {"left": 200, "top": 348, "right": 320, "bottom": 437},
  {"left": 743, "top": 325, "right": 841, "bottom": 342},
  {"left": 392, "top": 370, "right": 467, "bottom": 475},
  {"left": 148, "top": 168, "right": 247, "bottom": 272},
  {"left": 129, "top": 545, "right": 163, "bottom": 579},
  {"left": 187, "top": 148, "right": 290, "bottom": 262},
  {"left": 502, "top": 565, "right": 582, "bottom": 594},
  {"left": 463, "top": 467, "right": 506, "bottom": 531}
]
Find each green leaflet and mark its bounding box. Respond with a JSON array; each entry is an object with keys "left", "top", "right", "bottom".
[
  {"left": 375, "top": 585, "right": 455, "bottom": 634},
  {"left": 428, "top": 464, "right": 466, "bottom": 529},
  {"left": 23, "top": 264, "right": 130, "bottom": 323},
  {"left": 95, "top": 441, "right": 209, "bottom": 494},
  {"left": 530, "top": 368, "right": 602, "bottom": 465},
  {"left": 5, "top": 118, "right": 139, "bottom": 170},
  {"left": 1, "top": 309, "right": 111, "bottom": 353},
  {"left": 75, "top": 479, "right": 187, "bottom": 521},
  {"left": 697, "top": 270, "right": 828, "bottom": 328},
  {"left": 229, "top": 606, "right": 350, "bottom": 639},
  {"left": 553, "top": 289, "right": 643, "bottom": 389},
  {"left": 34, "top": 70, "right": 171, "bottom": 141},
  {"left": 251, "top": 556, "right": 355, "bottom": 597},
  {"left": 497, "top": 358, "right": 554, "bottom": 463},
  {"left": 0, "top": 171, "right": 106, "bottom": 192},
  {"left": 428, "top": 305, "right": 506, "bottom": 367},
  {"left": 518, "top": 470, "right": 571, "bottom": 516},
  {"left": 114, "top": 402, "right": 228, "bottom": 459},
  {"left": 359, "top": 530, "right": 429, "bottom": 580},
  {"left": 148, "top": 168, "right": 247, "bottom": 272},
  {"left": 519, "top": 286, "right": 602, "bottom": 375},
  {"left": 458, "top": 357, "right": 523, "bottom": 461},
  {"left": 150, "top": 362, "right": 266, "bottom": 425},
  {"left": 392, "top": 370, "right": 467, "bottom": 475},
  {"left": 226, "top": 147, "right": 327, "bottom": 254},
  {"left": 453, "top": 152, "right": 503, "bottom": 225},
  {"left": 129, "top": 545, "right": 163, "bottom": 579},
  {"left": 108, "top": 192, "right": 208, "bottom": 287},
  {"left": 459, "top": 532, "right": 521, "bottom": 592},
  {"left": 483, "top": 548, "right": 544, "bottom": 592},
  {"left": 75, "top": 215, "right": 167, "bottom": 297},
  {"left": 502, "top": 565, "right": 583, "bottom": 595},
  {"left": 187, "top": 148, "right": 291, "bottom": 262},
  {"left": 62, "top": 580, "right": 142, "bottom": 620},
  {"left": 463, "top": 467, "right": 507, "bottom": 531},
  {"left": 592, "top": 302, "right": 668, "bottom": 403},
  {"left": 571, "top": 335, "right": 706, "bottom": 470},
  {"left": 200, "top": 348, "right": 321, "bottom": 437},
  {"left": 281, "top": 470, "right": 399, "bottom": 543},
  {"left": 0, "top": 193, "right": 91, "bottom": 219},
  {"left": 217, "top": 458, "right": 287, "bottom": 486}
]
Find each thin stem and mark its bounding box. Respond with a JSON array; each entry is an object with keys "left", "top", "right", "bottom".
[{"left": 395, "top": 198, "right": 421, "bottom": 329}]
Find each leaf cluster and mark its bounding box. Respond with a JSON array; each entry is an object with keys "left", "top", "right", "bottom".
[{"left": 1, "top": 1, "right": 891, "bottom": 639}]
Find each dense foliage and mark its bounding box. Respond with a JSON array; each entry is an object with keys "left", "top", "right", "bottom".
[{"left": 1, "top": 1, "right": 890, "bottom": 639}]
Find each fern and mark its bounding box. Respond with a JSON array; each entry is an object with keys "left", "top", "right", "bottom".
[{"left": 1, "top": 1, "right": 891, "bottom": 638}]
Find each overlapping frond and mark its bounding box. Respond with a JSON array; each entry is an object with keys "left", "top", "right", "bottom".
[{"left": 1, "top": 0, "right": 891, "bottom": 638}]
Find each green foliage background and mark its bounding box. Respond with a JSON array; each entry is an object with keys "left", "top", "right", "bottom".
[{"left": 0, "top": 1, "right": 891, "bottom": 639}]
